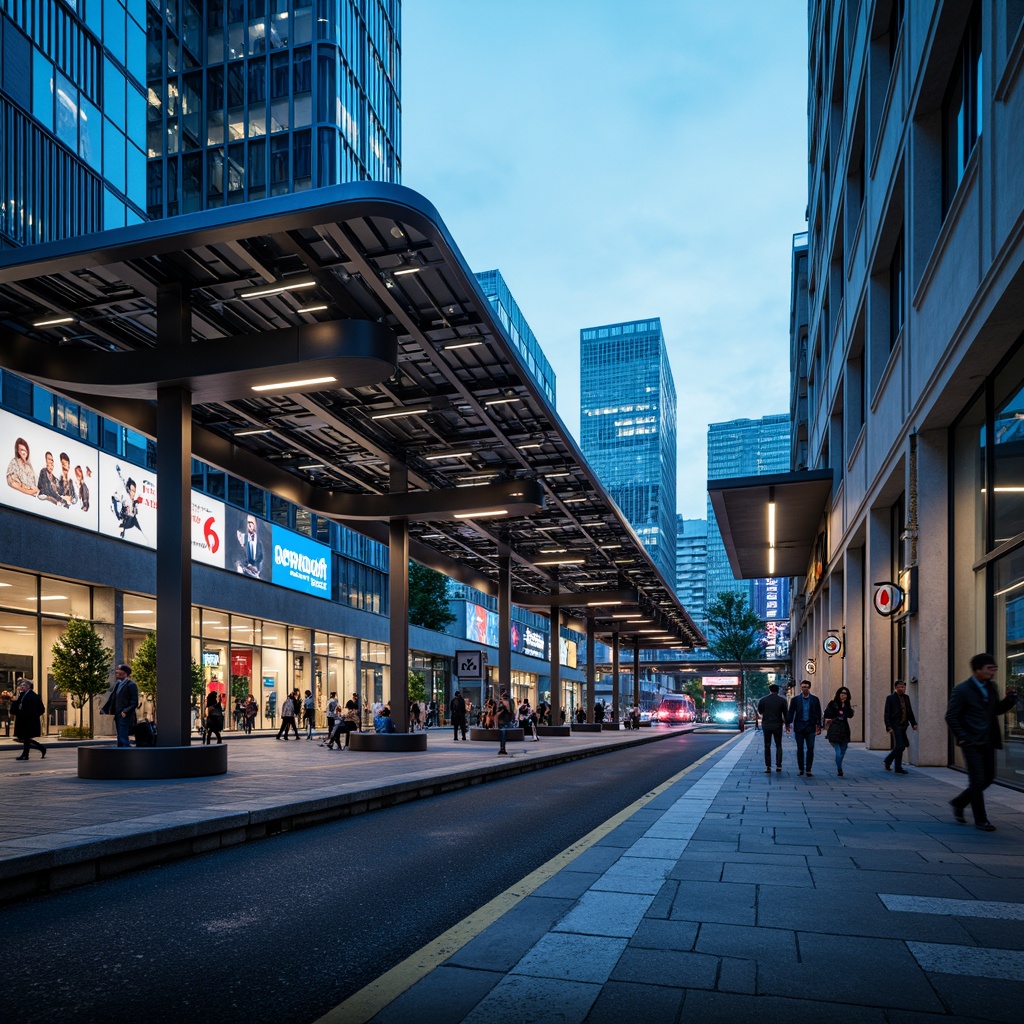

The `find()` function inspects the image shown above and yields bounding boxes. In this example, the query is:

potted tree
[50,617,113,739]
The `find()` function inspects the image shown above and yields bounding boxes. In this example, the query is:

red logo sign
[873,583,904,617]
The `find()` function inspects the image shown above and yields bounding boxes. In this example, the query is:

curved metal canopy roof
[0,183,705,650]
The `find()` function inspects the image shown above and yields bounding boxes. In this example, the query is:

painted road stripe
[907,942,1024,982]
[313,731,747,1024]
[880,894,1024,920]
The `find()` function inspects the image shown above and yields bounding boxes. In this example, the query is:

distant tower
[676,516,708,634]
[580,317,677,583]
[706,415,790,611]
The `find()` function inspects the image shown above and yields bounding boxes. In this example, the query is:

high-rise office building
[145,0,401,218]
[705,414,789,612]
[0,1,149,246]
[475,269,555,406]
[580,317,677,583]
[676,515,707,634]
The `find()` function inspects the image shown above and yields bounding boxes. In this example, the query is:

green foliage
[230,674,251,702]
[681,678,706,711]
[408,562,456,631]
[706,592,765,725]
[58,725,92,739]
[50,617,113,730]
[706,592,763,662]
[132,631,159,700]
[191,659,205,701]
[408,670,426,705]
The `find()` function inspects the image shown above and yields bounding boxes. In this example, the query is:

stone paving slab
[362,732,1024,1024]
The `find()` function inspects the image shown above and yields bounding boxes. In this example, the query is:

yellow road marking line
[314,730,743,1024]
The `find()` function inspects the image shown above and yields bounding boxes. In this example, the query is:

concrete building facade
[791,1,1024,784]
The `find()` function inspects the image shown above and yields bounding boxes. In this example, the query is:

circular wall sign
[804,659,816,675]
[823,635,842,656]
[873,582,904,617]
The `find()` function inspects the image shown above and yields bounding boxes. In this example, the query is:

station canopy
[0,183,704,650]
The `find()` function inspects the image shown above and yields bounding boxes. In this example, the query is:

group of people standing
[754,652,1016,831]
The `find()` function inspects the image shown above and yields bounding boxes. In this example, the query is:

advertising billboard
[191,492,226,567]
[511,622,547,659]
[0,408,100,531]
[559,636,578,669]
[98,452,157,548]
[270,524,331,597]
[228,506,272,580]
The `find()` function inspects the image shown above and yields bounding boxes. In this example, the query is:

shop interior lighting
[37,595,69,601]
[240,279,317,299]
[370,406,430,420]
[252,376,336,392]
[33,315,75,327]
[453,509,508,519]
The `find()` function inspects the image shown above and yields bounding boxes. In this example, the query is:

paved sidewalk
[0,725,689,902]
[349,731,1024,1024]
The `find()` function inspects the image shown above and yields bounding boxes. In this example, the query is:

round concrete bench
[570,723,603,733]
[601,722,622,731]
[536,725,571,737]
[78,744,227,779]
[468,727,524,742]
[348,732,427,752]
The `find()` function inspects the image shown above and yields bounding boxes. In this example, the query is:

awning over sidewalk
[707,469,832,580]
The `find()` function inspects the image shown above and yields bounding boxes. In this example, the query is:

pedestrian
[519,698,539,741]
[409,700,421,732]
[450,690,467,740]
[537,699,549,726]
[244,693,257,734]
[11,677,46,760]
[823,686,855,776]
[349,693,362,730]
[323,691,339,746]
[276,692,298,740]
[945,653,1017,831]
[756,682,788,773]
[883,679,917,774]
[594,700,605,723]
[427,698,438,728]
[786,679,822,777]
[495,690,515,755]
[101,663,139,748]
[302,690,316,739]
[575,706,586,724]
[327,700,360,749]
[629,703,641,730]
[204,690,224,744]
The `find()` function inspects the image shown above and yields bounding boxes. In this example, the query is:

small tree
[408,670,427,705]
[191,659,205,702]
[682,678,706,716]
[706,592,764,729]
[132,631,159,702]
[408,562,456,631]
[50,617,113,734]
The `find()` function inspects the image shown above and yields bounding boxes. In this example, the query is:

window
[889,228,904,349]
[942,4,982,216]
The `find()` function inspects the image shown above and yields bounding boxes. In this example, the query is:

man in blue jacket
[786,679,822,777]
[945,653,1017,831]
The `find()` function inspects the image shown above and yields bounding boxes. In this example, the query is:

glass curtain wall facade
[0,0,148,247]
[580,317,677,583]
[705,414,790,610]
[145,0,401,218]
[676,515,707,635]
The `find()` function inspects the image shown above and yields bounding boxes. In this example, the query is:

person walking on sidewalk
[302,690,316,740]
[756,683,788,773]
[12,677,45,760]
[496,691,515,755]
[945,653,1017,832]
[276,692,298,740]
[883,679,917,774]
[101,663,139,748]
[786,679,822,776]
[823,686,855,776]
[450,690,467,740]
[204,690,224,744]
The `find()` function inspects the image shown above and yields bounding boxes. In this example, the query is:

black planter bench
[468,727,524,742]
[570,723,603,733]
[348,732,427,752]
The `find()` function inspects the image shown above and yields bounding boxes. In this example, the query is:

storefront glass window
[40,578,91,620]
[0,609,35,690]
[201,609,230,642]
[0,568,38,612]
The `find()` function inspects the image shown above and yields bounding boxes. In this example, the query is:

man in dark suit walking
[756,683,789,773]
[883,679,917,774]
[945,653,1017,831]
[786,679,822,777]
[101,663,139,748]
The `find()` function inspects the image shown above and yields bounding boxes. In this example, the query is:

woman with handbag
[204,691,225,744]
[823,686,855,777]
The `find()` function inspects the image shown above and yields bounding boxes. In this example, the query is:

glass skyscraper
[145,0,401,217]
[475,269,555,406]
[676,515,707,634]
[580,317,677,583]
[705,413,790,612]
[0,0,149,246]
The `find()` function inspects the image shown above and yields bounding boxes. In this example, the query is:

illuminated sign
[271,524,331,596]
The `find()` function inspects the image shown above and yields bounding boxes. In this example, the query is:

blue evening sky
[401,1,808,519]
